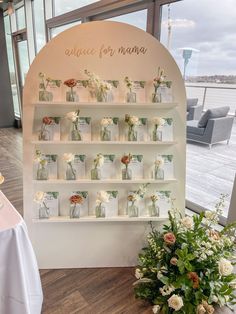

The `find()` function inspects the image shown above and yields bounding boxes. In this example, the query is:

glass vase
[128,203,138,217]
[126,91,136,103]
[37,164,48,180]
[38,126,50,141]
[39,205,49,219]
[66,163,76,180]
[70,204,80,218]
[152,91,160,103]
[152,129,162,141]
[107,90,114,102]
[66,90,78,102]
[96,203,105,218]
[91,168,101,180]
[101,127,111,141]
[39,90,53,101]
[128,127,137,141]
[155,166,164,180]
[96,91,108,102]
[122,167,132,180]
[149,202,160,217]
[71,123,82,141]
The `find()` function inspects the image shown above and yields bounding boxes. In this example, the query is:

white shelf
[34,101,178,109]
[33,179,177,184]
[32,215,168,223]
[31,140,177,145]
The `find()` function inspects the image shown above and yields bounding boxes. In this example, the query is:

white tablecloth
[0,191,43,314]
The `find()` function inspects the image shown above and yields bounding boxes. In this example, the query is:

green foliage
[112,117,119,125]
[164,118,173,125]
[47,192,59,199]
[107,191,118,198]
[136,155,143,162]
[139,118,147,125]
[134,196,236,313]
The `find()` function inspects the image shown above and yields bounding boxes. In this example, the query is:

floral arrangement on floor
[134,195,236,314]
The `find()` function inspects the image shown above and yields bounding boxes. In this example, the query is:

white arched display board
[23,21,186,268]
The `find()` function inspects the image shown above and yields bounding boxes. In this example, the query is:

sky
[160,0,236,76]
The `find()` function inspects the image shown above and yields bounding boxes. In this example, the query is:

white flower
[230,281,236,289]
[34,191,46,204]
[96,191,110,204]
[155,157,164,168]
[135,268,143,279]
[218,258,233,276]
[181,216,194,229]
[94,154,104,168]
[129,115,139,126]
[63,153,74,163]
[167,294,184,311]
[212,295,218,303]
[152,305,161,313]
[0,173,4,185]
[159,284,175,296]
[205,210,219,222]
[66,111,78,122]
[157,271,163,280]
[101,118,113,127]
[153,117,165,128]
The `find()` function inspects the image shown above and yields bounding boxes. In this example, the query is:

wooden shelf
[34,101,178,109]
[32,215,168,223]
[33,179,177,184]
[31,140,176,145]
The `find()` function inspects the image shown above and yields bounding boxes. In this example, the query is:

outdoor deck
[186,120,236,217]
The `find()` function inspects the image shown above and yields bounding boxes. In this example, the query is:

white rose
[153,117,165,128]
[160,284,175,296]
[66,111,78,122]
[97,191,110,203]
[212,295,218,303]
[218,258,233,276]
[34,191,46,204]
[181,216,194,229]
[101,118,109,127]
[130,116,139,125]
[155,157,164,168]
[205,210,217,221]
[167,294,184,311]
[135,268,143,279]
[0,173,4,185]
[152,305,161,314]
[95,154,104,167]
[63,153,74,163]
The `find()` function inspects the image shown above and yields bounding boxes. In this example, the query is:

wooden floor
[0,128,234,313]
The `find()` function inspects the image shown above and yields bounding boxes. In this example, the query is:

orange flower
[121,154,132,165]
[69,195,83,205]
[187,272,199,289]
[170,257,178,266]
[64,79,77,88]
[163,232,176,245]
[42,117,53,125]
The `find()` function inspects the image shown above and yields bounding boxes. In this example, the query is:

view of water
[185,82,236,114]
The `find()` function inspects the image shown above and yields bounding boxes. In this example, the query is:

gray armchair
[187,98,203,121]
[187,106,234,148]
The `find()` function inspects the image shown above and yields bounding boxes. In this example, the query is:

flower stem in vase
[149,201,160,217]
[101,127,111,141]
[96,203,105,218]
[122,165,132,180]
[155,166,164,180]
[39,202,50,219]
[153,125,162,141]
[71,122,82,141]
[66,163,76,180]
[128,126,137,141]
[37,164,48,180]
[70,204,80,218]
[91,167,101,180]
[128,201,138,217]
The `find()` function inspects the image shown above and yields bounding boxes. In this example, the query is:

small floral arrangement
[85,70,112,101]
[64,79,77,88]
[125,114,139,141]
[66,110,81,140]
[93,153,104,169]
[64,79,78,102]
[134,195,236,314]
[153,117,166,129]
[66,110,80,123]
[101,117,113,127]
[34,191,47,204]
[39,72,61,90]
[155,156,165,169]
[0,172,4,185]
[124,76,134,93]
[101,117,113,141]
[151,194,159,204]
[35,150,47,166]
[95,191,110,217]
[127,183,150,217]
[121,153,132,169]
[69,194,83,205]
[153,67,166,92]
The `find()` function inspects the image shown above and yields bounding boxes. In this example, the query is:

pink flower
[163,232,176,245]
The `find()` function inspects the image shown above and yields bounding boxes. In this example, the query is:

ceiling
[0,0,22,11]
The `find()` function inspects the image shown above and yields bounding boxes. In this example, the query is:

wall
[0,9,15,127]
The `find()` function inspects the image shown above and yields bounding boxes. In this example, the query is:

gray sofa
[187,106,234,148]
[187,98,203,121]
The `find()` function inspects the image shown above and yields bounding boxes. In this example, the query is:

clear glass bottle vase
[70,204,80,218]
[154,166,164,180]
[126,91,136,103]
[122,167,132,180]
[128,127,137,141]
[91,167,101,180]
[101,127,111,141]
[128,202,138,217]
[39,204,49,219]
[96,91,108,102]
[149,202,160,217]
[152,90,161,103]
[39,90,53,101]
[96,203,105,218]
[38,125,50,141]
[152,128,162,141]
[37,164,48,180]
[66,88,78,102]
[71,123,82,141]
[66,163,76,180]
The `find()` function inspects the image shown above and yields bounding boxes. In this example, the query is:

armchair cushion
[187,98,198,111]
[187,120,205,136]
[198,106,230,128]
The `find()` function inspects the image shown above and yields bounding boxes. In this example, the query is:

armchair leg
[209,144,212,149]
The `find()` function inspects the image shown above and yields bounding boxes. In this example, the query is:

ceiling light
[7,2,15,16]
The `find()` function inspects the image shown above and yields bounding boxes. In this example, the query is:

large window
[108,9,147,31]
[16,6,26,30]
[161,0,236,221]
[50,20,81,38]
[32,0,46,52]
[4,15,21,117]
[53,0,99,16]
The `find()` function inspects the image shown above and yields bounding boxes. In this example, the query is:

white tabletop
[0,191,43,314]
